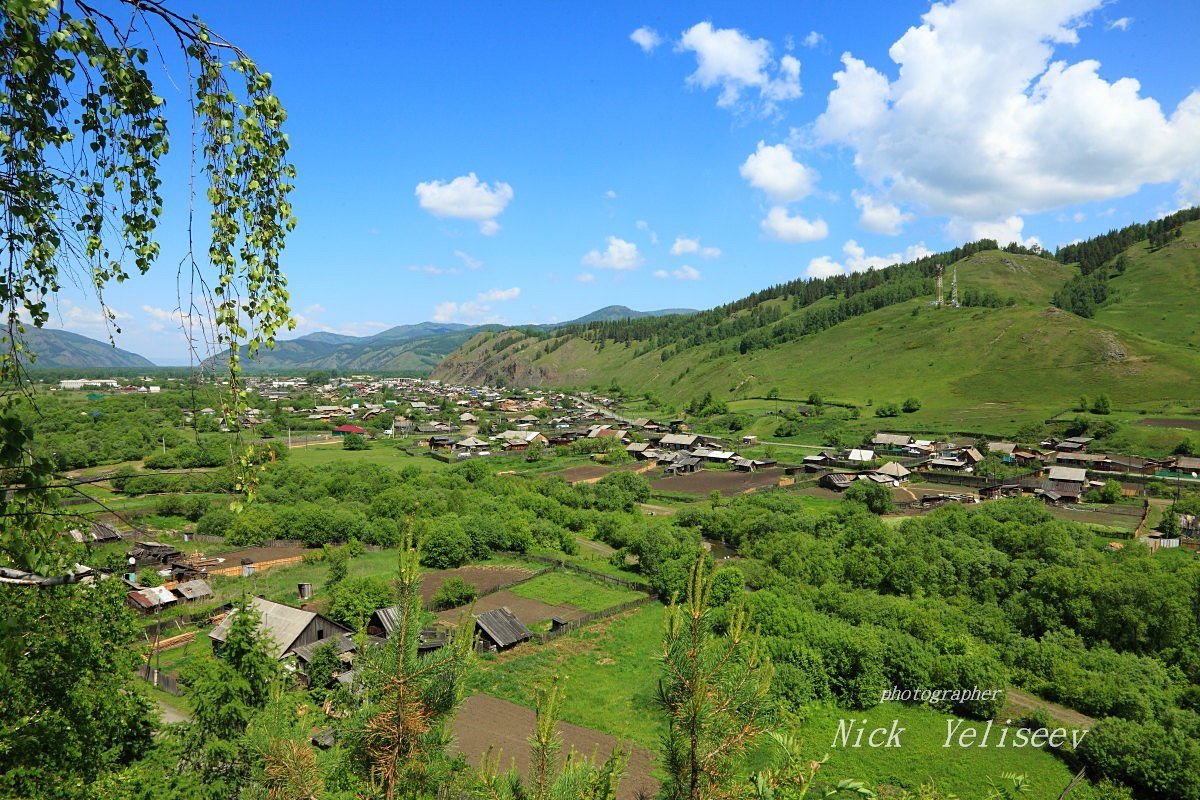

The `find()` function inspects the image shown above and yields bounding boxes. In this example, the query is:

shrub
[430,576,478,610]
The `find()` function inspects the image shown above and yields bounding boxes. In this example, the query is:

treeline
[525,240,1013,352]
[1054,206,1200,274]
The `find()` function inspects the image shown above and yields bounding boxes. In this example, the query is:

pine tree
[659,556,774,800]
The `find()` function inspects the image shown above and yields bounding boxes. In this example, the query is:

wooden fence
[529,596,657,644]
[497,551,654,593]
[205,554,305,578]
[135,664,183,696]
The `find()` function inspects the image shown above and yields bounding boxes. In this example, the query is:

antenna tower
[935,266,944,307]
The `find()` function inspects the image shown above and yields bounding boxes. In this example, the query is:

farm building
[846,449,875,463]
[475,607,532,652]
[173,579,213,602]
[68,520,124,545]
[126,585,177,613]
[869,461,912,485]
[210,597,350,660]
[332,424,367,437]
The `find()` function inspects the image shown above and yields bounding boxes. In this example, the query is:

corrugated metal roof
[1048,466,1087,483]
[475,607,532,648]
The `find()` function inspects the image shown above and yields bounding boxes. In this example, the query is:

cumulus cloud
[814,0,1200,232]
[946,215,1041,248]
[761,207,828,243]
[415,172,513,234]
[677,22,801,113]
[802,31,824,48]
[576,272,596,283]
[654,264,702,281]
[740,141,817,202]
[604,189,618,199]
[670,236,722,258]
[581,236,643,270]
[805,240,932,279]
[48,298,130,333]
[853,190,915,235]
[631,26,663,53]
[432,287,521,324]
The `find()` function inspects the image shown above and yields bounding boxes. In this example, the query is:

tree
[844,480,894,515]
[1091,394,1113,415]
[430,575,477,610]
[1,0,296,574]
[359,539,476,799]
[659,556,774,800]
[902,397,922,413]
[342,432,369,450]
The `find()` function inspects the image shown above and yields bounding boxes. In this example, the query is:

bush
[430,576,478,610]
[327,576,394,626]
[421,517,473,569]
[901,397,921,413]
[874,403,901,418]
[196,507,236,539]
[843,480,894,514]
[341,433,369,450]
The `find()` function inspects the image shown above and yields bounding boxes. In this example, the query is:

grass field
[508,572,645,612]
[796,702,1077,799]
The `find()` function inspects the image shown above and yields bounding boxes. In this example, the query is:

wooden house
[210,597,350,660]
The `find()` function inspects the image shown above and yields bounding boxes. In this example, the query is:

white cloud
[576,272,596,283]
[415,172,514,234]
[802,31,824,48]
[581,236,643,270]
[409,264,460,276]
[453,250,483,270]
[805,240,932,279]
[604,189,618,200]
[814,0,1200,226]
[676,22,802,113]
[1108,17,1132,31]
[432,287,521,324]
[740,141,817,202]
[946,215,1041,248]
[654,264,702,281]
[630,26,663,53]
[50,298,130,332]
[670,236,721,258]
[853,190,915,235]
[761,207,828,243]
[636,219,659,245]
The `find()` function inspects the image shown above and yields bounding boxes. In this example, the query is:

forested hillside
[432,211,1200,429]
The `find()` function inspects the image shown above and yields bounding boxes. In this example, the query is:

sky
[43,0,1200,363]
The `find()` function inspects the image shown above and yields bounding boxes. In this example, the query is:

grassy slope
[435,248,1200,434]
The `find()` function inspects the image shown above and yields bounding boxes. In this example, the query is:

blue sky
[47,0,1200,363]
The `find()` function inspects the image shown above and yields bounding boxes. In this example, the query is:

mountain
[15,327,156,368]
[431,213,1200,431]
[227,307,694,372]
[556,305,698,326]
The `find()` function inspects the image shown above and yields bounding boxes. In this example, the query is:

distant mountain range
[15,327,156,369]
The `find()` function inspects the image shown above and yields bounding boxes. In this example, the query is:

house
[1046,466,1088,501]
[496,430,548,450]
[659,433,700,450]
[821,472,855,491]
[1055,436,1094,452]
[475,607,532,652]
[870,461,911,485]
[666,455,702,475]
[69,520,124,545]
[733,457,776,472]
[802,451,837,471]
[127,541,181,564]
[458,412,478,424]
[846,448,876,463]
[126,585,177,613]
[742,435,758,445]
[453,436,489,452]
[1170,456,1200,476]
[332,424,367,437]
[209,597,351,660]
[172,579,213,602]
[872,433,914,450]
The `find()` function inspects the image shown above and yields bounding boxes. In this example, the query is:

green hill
[14,327,156,368]
[432,216,1200,432]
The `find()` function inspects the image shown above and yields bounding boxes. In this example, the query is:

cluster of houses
[805,432,1200,505]
[206,595,534,690]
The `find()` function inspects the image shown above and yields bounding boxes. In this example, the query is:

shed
[126,585,177,613]
[475,607,532,651]
[173,579,213,602]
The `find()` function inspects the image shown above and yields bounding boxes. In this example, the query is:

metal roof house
[209,597,350,660]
